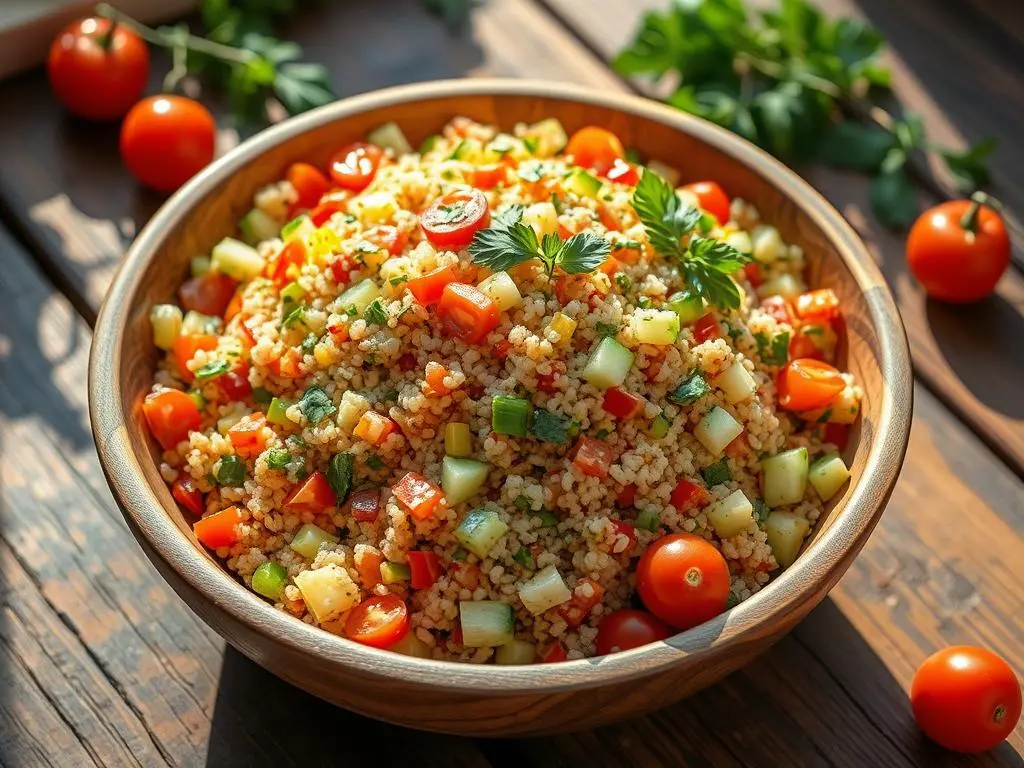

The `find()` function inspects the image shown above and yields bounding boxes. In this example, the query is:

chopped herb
[636,296,653,309]
[326,452,354,502]
[343,214,358,224]
[435,200,469,224]
[297,385,336,425]
[301,333,317,355]
[602,193,614,202]
[389,275,409,286]
[530,408,570,444]
[344,305,359,318]
[364,298,388,326]
[365,454,386,471]
[752,497,771,523]
[724,322,743,342]
[252,386,273,405]
[614,273,632,292]
[513,547,535,570]
[667,372,710,405]
[292,455,308,479]
[613,240,643,251]
[754,331,790,366]
[356,241,382,255]
[550,192,564,214]
[514,494,531,510]
[265,448,291,471]
[595,322,620,339]
[282,304,307,329]
[702,458,731,486]
[817,409,833,424]
[364,353,377,366]
[537,510,559,528]
[286,434,305,449]
[194,359,231,382]
[517,162,545,183]
[803,325,825,336]
[567,418,582,437]
[215,455,245,487]
[595,428,611,439]
[523,136,540,155]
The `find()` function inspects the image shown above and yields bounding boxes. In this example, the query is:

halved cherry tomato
[143,389,202,450]
[364,225,408,256]
[172,334,218,383]
[794,289,840,324]
[681,181,730,226]
[558,577,605,628]
[227,413,267,458]
[406,264,458,306]
[604,158,640,186]
[392,472,444,520]
[329,142,382,192]
[179,272,238,317]
[670,478,710,511]
[472,164,508,189]
[282,471,336,514]
[539,642,568,663]
[265,239,307,286]
[609,519,637,555]
[636,532,730,630]
[911,645,1022,753]
[743,263,764,288]
[760,295,794,326]
[823,422,849,452]
[353,411,398,446]
[616,483,637,509]
[437,283,501,344]
[193,506,244,549]
[171,478,205,516]
[777,359,845,412]
[572,436,615,478]
[595,609,672,655]
[407,550,444,589]
[286,162,330,211]
[309,198,348,227]
[345,594,409,648]
[420,189,491,248]
[788,327,826,361]
[349,488,382,522]
[602,387,645,420]
[565,126,625,174]
[692,313,721,344]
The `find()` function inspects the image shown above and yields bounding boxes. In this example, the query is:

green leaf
[557,233,610,275]
[326,452,354,503]
[194,359,231,382]
[297,385,336,426]
[893,114,925,151]
[632,169,701,257]
[274,61,334,115]
[667,372,710,405]
[364,298,388,326]
[754,330,790,365]
[817,121,894,171]
[595,322,619,339]
[940,138,997,191]
[870,163,919,229]
[366,454,386,470]
[530,409,570,444]
[612,8,690,78]
[215,455,246,487]
[265,448,291,471]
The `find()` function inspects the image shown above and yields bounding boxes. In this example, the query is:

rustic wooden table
[0,1,1021,765]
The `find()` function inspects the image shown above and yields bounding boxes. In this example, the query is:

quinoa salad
[143,116,861,663]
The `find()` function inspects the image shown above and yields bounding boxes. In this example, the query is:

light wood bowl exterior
[89,80,913,736]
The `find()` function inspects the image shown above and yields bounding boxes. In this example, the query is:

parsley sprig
[632,170,751,310]
[469,205,610,280]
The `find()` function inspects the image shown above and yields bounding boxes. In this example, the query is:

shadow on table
[203,597,1019,767]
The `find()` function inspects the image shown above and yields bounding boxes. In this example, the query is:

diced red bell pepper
[616,483,637,509]
[437,283,501,344]
[328,254,358,286]
[823,422,850,451]
[282,471,336,514]
[603,158,640,186]
[494,340,512,360]
[670,478,711,510]
[572,437,615,479]
[309,198,348,228]
[602,387,645,420]
[349,488,382,522]
[392,472,444,520]
[265,239,307,286]
[609,519,637,555]
[143,389,203,450]
[557,577,605,628]
[193,506,244,549]
[535,371,558,393]
[228,413,267,458]
[407,550,444,589]
[472,164,508,189]
[216,366,252,401]
[171,478,205,516]
[397,353,417,372]
[406,264,458,306]
[539,642,568,663]
[692,313,721,344]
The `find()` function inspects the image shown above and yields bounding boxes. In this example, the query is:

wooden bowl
[89,79,913,736]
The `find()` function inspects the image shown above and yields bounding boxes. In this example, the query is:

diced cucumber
[563,168,602,199]
[648,413,671,439]
[764,511,810,568]
[495,639,536,665]
[390,630,433,658]
[335,279,381,314]
[150,304,182,350]
[694,407,743,456]
[477,271,522,311]
[459,601,514,647]
[761,447,809,507]
[523,118,567,158]
[751,225,783,264]
[757,273,805,301]
[517,565,571,615]
[349,192,398,224]
[368,121,413,155]
[708,490,755,538]
[454,508,508,558]
[380,561,411,584]
[267,397,293,426]
[808,452,850,502]
[631,309,680,345]
[239,207,279,245]
[522,202,559,236]
[646,160,680,186]
[634,507,661,532]
[212,237,264,281]
[492,396,531,437]
[442,457,490,506]
[724,230,753,254]
[190,255,211,276]
[280,281,306,307]
[713,362,757,404]
[181,310,221,336]
[289,523,340,559]
[667,290,705,325]
[581,336,634,389]
[251,561,288,600]
[293,564,359,623]
[281,214,315,242]
[702,458,731,487]
[444,422,472,458]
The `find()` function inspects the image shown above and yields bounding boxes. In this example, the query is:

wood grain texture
[540,0,1024,478]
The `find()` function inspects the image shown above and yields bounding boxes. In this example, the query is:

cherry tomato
[565,126,625,174]
[286,162,330,211]
[681,181,731,226]
[171,478,204,516]
[345,594,409,648]
[329,142,383,192]
[788,327,826,362]
[47,17,149,121]
[436,283,500,344]
[636,533,730,630]
[282,471,336,514]
[406,264,458,306]
[143,389,202,450]
[120,96,216,192]
[906,196,1011,303]
[595,609,673,655]
[539,642,568,663]
[420,189,491,248]
[178,272,237,317]
[911,646,1021,753]
[777,358,845,412]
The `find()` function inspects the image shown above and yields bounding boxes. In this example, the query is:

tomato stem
[960,191,1004,232]
[97,19,118,51]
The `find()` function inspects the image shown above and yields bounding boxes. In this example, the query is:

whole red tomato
[636,533,731,630]
[48,17,150,121]
[595,609,673,656]
[906,195,1010,303]
[120,96,216,192]
[911,646,1021,753]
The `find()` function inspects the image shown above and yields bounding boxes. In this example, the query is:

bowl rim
[90,78,912,695]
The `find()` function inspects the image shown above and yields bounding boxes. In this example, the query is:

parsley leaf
[632,169,701,257]
[364,298,388,326]
[265,448,292,471]
[754,330,790,366]
[194,359,230,382]
[297,385,336,425]
[558,233,611,274]
[215,455,245,487]
[326,452,354,503]
[530,409,571,444]
[667,372,710,405]
[595,322,620,339]
[681,236,751,311]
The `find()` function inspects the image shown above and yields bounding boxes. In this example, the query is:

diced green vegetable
[293,565,359,623]
[441,457,490,505]
[708,490,755,538]
[492,396,531,437]
[326,452,354,503]
[477,271,523,310]
[459,601,514,648]
[648,413,671,439]
[389,630,433,658]
[297,386,336,425]
[581,337,634,389]
[265,448,291,471]
[418,134,441,154]
[187,389,206,410]
[563,168,602,198]
[495,639,536,665]
[280,281,306,307]
[765,511,810,568]
[335,278,381,314]
[448,137,482,161]
[634,507,661,532]
[239,207,279,245]
[702,458,731,487]
[761,447,809,507]
[289,523,340,559]
[368,121,413,154]
[808,452,850,502]
[211,237,264,281]
[281,214,314,242]
[190,255,211,277]
[713,362,757,404]
[251,561,288,600]
[694,407,744,456]
[524,118,567,158]
[512,547,535,570]
[380,561,412,584]
[667,372,709,405]
[252,387,273,405]
[445,422,472,458]
[215,455,245,487]
[530,409,570,444]
[454,508,509,558]
[537,511,559,528]
[518,565,572,615]
[150,304,182,350]
[194,359,230,382]
[631,309,680,345]
[181,310,221,336]
[267,397,293,426]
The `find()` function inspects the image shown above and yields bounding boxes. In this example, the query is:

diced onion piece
[646,160,680,186]
[518,565,572,615]
[293,565,360,623]
[477,271,523,310]
[522,118,567,158]
[368,121,413,155]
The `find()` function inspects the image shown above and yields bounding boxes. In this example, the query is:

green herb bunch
[614,0,996,228]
